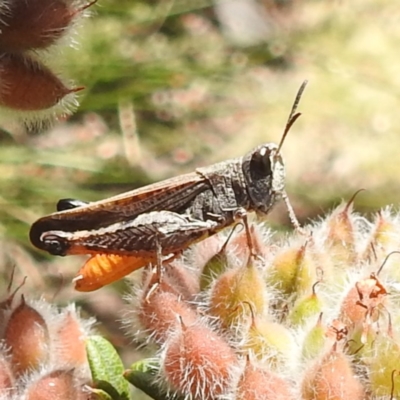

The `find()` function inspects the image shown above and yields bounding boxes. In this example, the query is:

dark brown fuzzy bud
[0,0,96,52]
[0,52,81,111]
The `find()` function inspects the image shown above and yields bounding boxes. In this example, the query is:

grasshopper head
[241,80,306,216]
[240,82,307,216]
[242,143,285,215]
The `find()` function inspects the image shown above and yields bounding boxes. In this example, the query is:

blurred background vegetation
[1,0,400,394]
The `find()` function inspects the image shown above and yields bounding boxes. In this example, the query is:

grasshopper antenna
[277,80,308,233]
[276,79,308,155]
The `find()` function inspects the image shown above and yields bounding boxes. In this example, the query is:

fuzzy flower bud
[161,318,238,399]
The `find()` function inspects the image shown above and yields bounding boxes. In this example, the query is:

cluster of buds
[122,198,400,399]
[0,0,96,128]
[0,279,96,399]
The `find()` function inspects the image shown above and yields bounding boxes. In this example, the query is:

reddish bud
[25,369,87,400]
[0,0,96,51]
[340,274,387,345]
[4,296,50,376]
[162,319,238,399]
[162,261,200,301]
[138,288,198,345]
[0,53,79,111]
[228,223,268,263]
[301,344,365,400]
[54,308,89,368]
[235,360,294,400]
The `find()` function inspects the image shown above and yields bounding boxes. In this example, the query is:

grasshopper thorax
[241,143,285,215]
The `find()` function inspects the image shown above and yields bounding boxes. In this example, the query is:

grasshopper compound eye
[249,146,272,179]
[241,143,284,215]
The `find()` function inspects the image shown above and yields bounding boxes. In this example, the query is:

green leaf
[87,387,114,400]
[200,252,228,291]
[124,358,185,400]
[86,335,130,400]
[124,358,163,400]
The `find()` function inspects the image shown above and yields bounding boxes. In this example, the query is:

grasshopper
[29,81,307,291]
